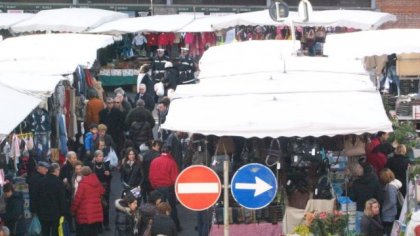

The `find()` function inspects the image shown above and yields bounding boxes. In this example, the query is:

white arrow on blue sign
[231,163,278,209]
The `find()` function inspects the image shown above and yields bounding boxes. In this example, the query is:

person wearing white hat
[177,47,196,85]
[151,48,170,83]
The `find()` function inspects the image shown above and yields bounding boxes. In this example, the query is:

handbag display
[211,142,230,177]
[266,138,282,166]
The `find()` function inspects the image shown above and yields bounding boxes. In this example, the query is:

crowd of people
[0,46,197,235]
[348,131,411,236]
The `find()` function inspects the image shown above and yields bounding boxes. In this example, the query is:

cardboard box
[397,53,420,76]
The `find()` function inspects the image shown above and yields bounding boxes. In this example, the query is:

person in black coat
[141,140,162,202]
[114,194,140,236]
[134,84,155,112]
[99,97,126,158]
[386,144,411,196]
[37,163,68,236]
[151,202,177,236]
[90,150,112,231]
[26,161,49,215]
[361,198,384,236]
[162,62,179,95]
[59,151,78,232]
[349,163,383,212]
[2,183,25,236]
[120,147,142,190]
[125,100,155,149]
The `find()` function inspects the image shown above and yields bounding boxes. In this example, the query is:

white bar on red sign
[178,183,219,194]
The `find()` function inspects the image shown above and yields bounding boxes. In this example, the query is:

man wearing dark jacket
[59,151,78,232]
[3,183,25,236]
[99,97,126,157]
[125,100,155,149]
[134,84,155,112]
[27,161,49,215]
[37,163,68,236]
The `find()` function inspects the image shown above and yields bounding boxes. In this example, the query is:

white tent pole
[223,159,229,236]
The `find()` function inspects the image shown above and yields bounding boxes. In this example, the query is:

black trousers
[76,223,99,236]
[40,219,59,236]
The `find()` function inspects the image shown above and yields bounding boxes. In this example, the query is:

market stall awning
[199,40,366,79]
[89,14,195,34]
[162,40,392,138]
[0,83,41,142]
[162,91,392,138]
[0,73,68,98]
[324,29,420,58]
[0,33,117,68]
[11,8,128,33]
[211,9,396,31]
[178,15,233,32]
[0,13,34,30]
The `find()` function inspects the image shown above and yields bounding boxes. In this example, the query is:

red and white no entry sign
[175,165,222,211]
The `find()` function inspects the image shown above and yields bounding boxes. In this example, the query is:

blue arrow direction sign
[231,163,278,209]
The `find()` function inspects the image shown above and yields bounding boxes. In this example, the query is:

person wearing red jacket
[71,166,105,236]
[367,131,389,176]
[149,144,181,231]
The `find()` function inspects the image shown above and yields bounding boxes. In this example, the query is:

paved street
[101,170,198,236]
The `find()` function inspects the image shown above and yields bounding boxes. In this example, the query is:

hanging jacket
[71,173,104,224]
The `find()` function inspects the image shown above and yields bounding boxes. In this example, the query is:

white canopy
[89,14,195,34]
[211,9,396,31]
[163,91,391,138]
[0,83,41,142]
[0,33,116,68]
[294,10,397,30]
[178,15,226,32]
[199,40,366,79]
[324,29,420,58]
[11,8,128,33]
[162,41,392,138]
[0,13,34,29]
[0,73,68,98]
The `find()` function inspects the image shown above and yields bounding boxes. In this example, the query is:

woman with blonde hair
[386,144,411,196]
[361,198,383,236]
[379,168,402,236]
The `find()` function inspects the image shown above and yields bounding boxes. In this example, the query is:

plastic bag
[28,216,41,236]
[105,148,118,168]
[58,216,70,236]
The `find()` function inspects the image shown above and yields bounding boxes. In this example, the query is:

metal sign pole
[224,160,229,236]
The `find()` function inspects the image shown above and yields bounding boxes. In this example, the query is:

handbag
[154,82,164,97]
[342,135,366,157]
[28,216,41,236]
[104,148,118,168]
[211,142,229,176]
[266,138,281,166]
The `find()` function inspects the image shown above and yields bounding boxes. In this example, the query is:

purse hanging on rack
[211,142,230,177]
[266,138,281,166]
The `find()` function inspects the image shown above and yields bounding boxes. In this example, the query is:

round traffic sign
[231,163,278,210]
[175,165,222,211]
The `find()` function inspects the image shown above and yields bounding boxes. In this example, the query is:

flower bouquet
[307,211,348,236]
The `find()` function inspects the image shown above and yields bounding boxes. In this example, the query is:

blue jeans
[34,132,50,162]
[381,66,400,96]
[355,211,364,233]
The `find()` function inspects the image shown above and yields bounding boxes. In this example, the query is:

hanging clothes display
[30,108,51,161]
